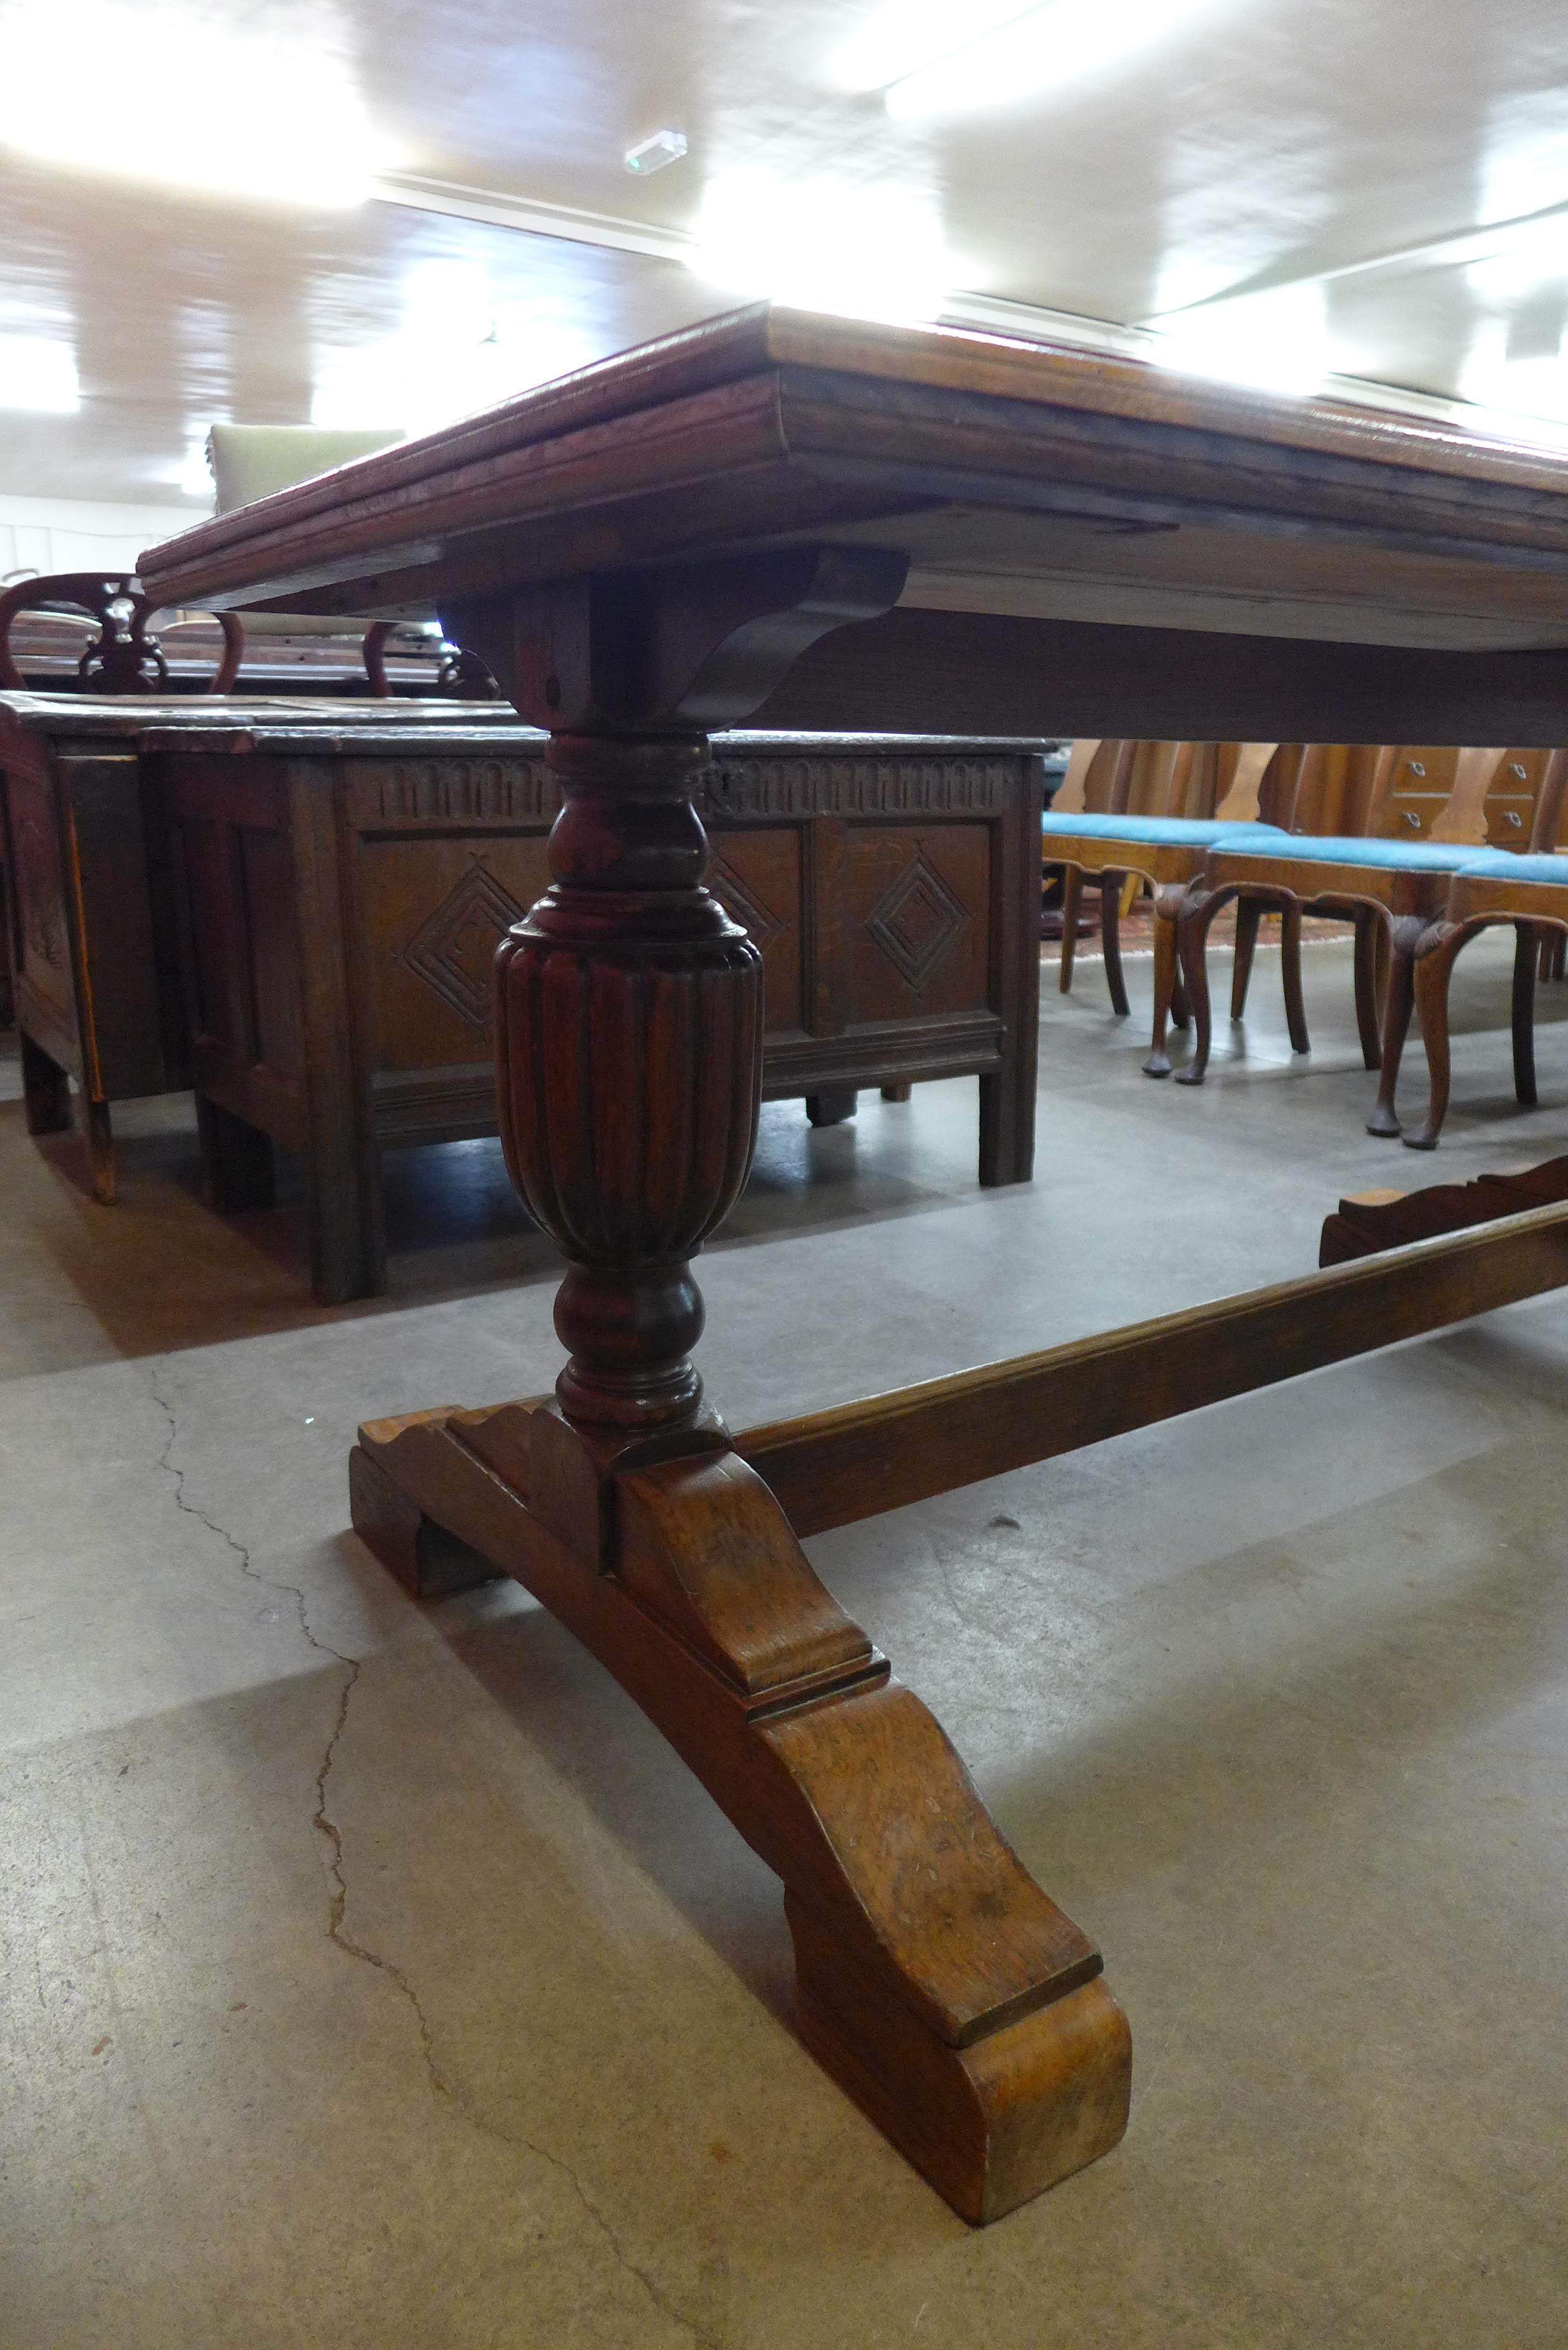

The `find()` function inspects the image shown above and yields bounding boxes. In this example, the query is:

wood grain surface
[734,1199,1568,1535]
[137,307,1568,670]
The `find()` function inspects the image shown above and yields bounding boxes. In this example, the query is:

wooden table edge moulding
[139,303,1568,2223]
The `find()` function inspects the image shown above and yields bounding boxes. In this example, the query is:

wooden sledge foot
[790,1898,1129,2222]
[349,1400,1130,2222]
[348,1433,500,1600]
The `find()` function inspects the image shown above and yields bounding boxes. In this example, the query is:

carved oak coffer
[0,694,204,1202]
[0,695,528,1205]
[156,726,1045,1301]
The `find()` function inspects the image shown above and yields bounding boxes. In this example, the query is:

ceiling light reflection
[0,334,81,414]
[690,173,952,325]
[884,0,1226,121]
[1150,286,1332,399]
[1459,327,1568,445]
[157,434,220,500]
[1465,217,1568,304]
[831,0,1040,93]
[1478,93,1568,229]
[0,0,393,207]
[312,268,597,435]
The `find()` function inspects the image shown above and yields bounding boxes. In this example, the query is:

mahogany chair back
[0,573,241,695]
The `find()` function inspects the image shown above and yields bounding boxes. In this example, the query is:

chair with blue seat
[1043,739,1289,1075]
[1174,746,1522,1125]
[1050,738,1136,1009]
[1402,751,1568,1148]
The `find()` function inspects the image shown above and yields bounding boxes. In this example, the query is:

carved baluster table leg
[350,555,1130,2221]
[495,728,758,1448]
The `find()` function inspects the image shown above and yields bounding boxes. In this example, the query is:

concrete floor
[3,931,1567,2348]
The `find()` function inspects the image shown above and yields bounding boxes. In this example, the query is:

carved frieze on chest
[370,758,556,824]
[703,755,1010,820]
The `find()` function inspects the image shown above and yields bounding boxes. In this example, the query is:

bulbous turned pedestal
[495,732,763,1431]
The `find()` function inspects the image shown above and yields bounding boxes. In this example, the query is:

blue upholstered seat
[1041,813,1286,846]
[1453,850,1568,884]
[1210,834,1481,871]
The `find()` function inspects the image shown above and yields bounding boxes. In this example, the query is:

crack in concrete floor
[148,1364,716,2350]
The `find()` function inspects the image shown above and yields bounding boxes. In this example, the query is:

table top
[139,304,1568,658]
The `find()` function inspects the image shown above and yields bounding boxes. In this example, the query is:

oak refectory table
[138,307,1568,2223]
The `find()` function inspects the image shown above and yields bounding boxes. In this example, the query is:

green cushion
[206,423,403,513]
[202,424,408,637]
[1042,814,1285,846]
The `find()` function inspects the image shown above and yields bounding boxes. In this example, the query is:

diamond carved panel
[865,852,969,991]
[709,852,783,955]
[398,859,527,1029]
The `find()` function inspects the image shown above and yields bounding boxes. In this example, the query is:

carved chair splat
[0,572,243,699]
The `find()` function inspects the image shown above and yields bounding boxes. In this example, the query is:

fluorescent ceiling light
[690,172,953,325]
[624,129,688,176]
[0,334,80,414]
[0,0,394,207]
[881,0,1226,119]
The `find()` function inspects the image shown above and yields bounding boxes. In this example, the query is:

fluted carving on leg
[495,732,762,1431]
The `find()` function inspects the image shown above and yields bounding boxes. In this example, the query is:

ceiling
[5,0,1568,512]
